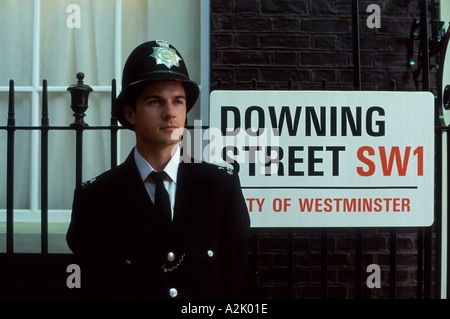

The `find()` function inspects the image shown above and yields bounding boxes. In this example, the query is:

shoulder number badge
[218,166,234,175]
[150,40,182,69]
[81,177,97,189]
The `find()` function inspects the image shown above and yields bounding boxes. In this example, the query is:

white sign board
[209,91,434,227]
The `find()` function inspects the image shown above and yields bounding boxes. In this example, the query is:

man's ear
[123,105,136,126]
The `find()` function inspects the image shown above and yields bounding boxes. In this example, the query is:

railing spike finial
[67,72,93,127]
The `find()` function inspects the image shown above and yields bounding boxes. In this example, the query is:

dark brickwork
[211,0,422,91]
[211,0,438,299]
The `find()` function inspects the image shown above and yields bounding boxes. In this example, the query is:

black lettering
[221,106,240,136]
[366,106,385,136]
[330,106,337,136]
[243,146,261,176]
[306,106,326,136]
[341,106,362,136]
[265,146,284,176]
[308,146,324,176]
[326,146,345,176]
[245,106,265,136]
[288,146,304,176]
[268,106,302,136]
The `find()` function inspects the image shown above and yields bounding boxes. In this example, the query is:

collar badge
[150,40,182,69]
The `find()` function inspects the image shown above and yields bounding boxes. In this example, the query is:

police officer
[66,40,250,299]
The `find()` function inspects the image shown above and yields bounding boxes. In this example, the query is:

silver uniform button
[167,252,175,262]
[207,250,214,257]
[169,288,178,298]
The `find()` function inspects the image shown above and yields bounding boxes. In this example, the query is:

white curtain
[0,0,201,252]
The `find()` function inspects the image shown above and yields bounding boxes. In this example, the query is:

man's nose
[162,102,176,118]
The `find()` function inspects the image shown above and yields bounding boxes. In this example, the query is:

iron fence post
[6,79,15,255]
[41,79,49,254]
[67,72,93,186]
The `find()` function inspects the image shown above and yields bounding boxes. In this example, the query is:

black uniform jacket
[66,150,250,299]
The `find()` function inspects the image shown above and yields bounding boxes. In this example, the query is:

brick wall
[211,0,437,299]
[211,0,422,91]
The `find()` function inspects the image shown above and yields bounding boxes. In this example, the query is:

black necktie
[149,171,171,225]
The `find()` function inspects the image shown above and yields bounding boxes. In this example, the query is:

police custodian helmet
[115,40,200,130]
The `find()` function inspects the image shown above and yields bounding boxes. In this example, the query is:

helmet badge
[150,40,182,69]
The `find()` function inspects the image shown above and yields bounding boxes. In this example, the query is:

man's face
[124,81,187,151]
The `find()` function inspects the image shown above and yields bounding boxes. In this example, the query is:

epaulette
[81,177,97,189]
[217,165,234,176]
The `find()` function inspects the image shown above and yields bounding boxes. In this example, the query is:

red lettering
[334,198,342,211]
[374,198,382,212]
[273,198,290,212]
[343,198,356,212]
[273,198,282,212]
[324,198,333,212]
[379,146,411,176]
[315,198,323,212]
[284,198,291,212]
[357,146,423,177]
[357,146,376,176]
[413,146,424,176]
[402,198,411,212]
[256,198,265,212]
[246,198,255,212]
[393,198,400,212]
[246,198,265,212]
[362,198,372,212]
[384,198,392,210]
[298,198,314,212]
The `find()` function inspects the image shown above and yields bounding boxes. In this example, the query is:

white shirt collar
[134,146,180,183]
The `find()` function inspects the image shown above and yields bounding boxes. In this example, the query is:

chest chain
[162,252,185,273]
